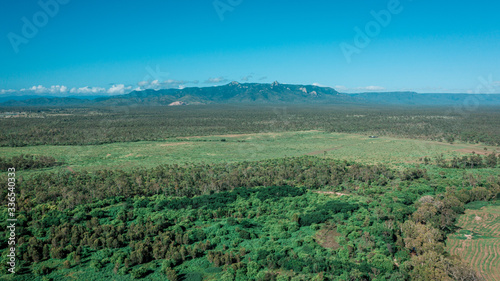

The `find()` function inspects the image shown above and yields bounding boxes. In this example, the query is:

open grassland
[447,204,500,281]
[1,130,498,175]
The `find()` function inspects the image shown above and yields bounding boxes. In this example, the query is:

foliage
[433,152,498,169]
[1,105,500,147]
[1,106,498,280]
[0,154,58,171]
[0,154,496,280]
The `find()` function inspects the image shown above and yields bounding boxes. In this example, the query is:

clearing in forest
[315,224,341,250]
[1,130,497,174]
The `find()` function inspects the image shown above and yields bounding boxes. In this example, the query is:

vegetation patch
[315,224,342,250]
[0,106,498,280]
[447,203,500,281]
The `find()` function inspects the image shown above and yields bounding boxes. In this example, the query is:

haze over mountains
[2,81,500,107]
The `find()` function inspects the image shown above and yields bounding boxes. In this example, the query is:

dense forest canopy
[1,154,498,280]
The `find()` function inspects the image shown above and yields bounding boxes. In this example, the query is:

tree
[485,153,498,168]
[401,221,443,255]
[444,257,481,281]
[405,251,451,281]
[163,266,178,281]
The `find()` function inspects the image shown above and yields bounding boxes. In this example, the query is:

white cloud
[137,79,193,90]
[69,86,107,94]
[3,80,199,97]
[137,81,148,87]
[312,83,328,87]
[4,84,137,96]
[241,75,253,81]
[333,85,386,92]
[359,86,385,91]
[0,89,15,95]
[107,84,132,95]
[334,85,348,91]
[164,79,185,87]
[25,85,69,94]
[204,77,228,84]
[140,80,161,89]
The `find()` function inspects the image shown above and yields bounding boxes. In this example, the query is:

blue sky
[1,0,499,96]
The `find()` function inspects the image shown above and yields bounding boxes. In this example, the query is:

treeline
[3,156,497,214]
[0,154,58,171]
[428,152,498,169]
[1,105,500,146]
[3,156,398,210]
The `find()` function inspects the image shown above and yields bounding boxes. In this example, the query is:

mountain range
[2,81,500,107]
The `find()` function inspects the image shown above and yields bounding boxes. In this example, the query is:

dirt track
[160,142,190,147]
[313,191,348,196]
[455,149,491,155]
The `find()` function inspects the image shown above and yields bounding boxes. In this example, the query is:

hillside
[95,81,351,106]
[0,97,95,107]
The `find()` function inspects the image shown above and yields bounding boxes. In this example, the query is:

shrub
[164,266,178,281]
[131,266,151,279]
[89,259,104,271]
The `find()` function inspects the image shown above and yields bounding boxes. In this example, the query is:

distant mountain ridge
[94,81,351,106]
[2,82,500,106]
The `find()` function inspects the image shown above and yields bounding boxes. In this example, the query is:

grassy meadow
[1,130,498,175]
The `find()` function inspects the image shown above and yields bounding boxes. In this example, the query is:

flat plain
[1,130,498,175]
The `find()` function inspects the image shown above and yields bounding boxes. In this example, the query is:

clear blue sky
[1,0,499,95]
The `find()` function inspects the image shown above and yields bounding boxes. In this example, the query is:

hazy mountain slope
[0,97,93,107]
[96,81,350,106]
[2,82,500,106]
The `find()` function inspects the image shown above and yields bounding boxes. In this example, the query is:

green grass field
[2,130,498,175]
